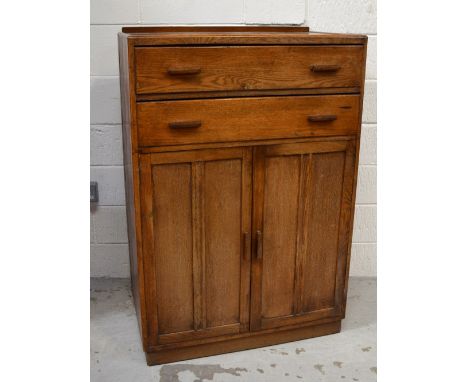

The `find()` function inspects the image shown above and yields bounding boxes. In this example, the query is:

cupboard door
[250,140,356,330]
[140,147,252,346]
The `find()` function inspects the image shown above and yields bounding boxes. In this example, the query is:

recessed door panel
[251,140,356,330]
[152,163,194,335]
[261,155,300,319]
[204,159,242,328]
[301,152,345,313]
[140,147,252,346]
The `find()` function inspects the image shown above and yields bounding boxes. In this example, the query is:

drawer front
[137,95,360,146]
[135,46,363,95]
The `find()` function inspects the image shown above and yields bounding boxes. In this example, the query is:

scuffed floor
[91,277,376,382]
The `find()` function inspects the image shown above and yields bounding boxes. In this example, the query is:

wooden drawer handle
[167,67,201,75]
[168,120,202,129]
[256,231,263,260]
[307,115,337,123]
[310,65,341,72]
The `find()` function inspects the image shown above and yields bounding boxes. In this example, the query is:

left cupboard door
[139,147,252,347]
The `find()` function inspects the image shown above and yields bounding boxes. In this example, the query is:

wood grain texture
[249,146,265,331]
[341,40,367,318]
[118,27,366,364]
[139,148,251,345]
[146,320,341,365]
[251,140,355,331]
[293,154,314,314]
[124,31,367,47]
[301,152,345,313]
[153,163,194,335]
[139,135,355,154]
[137,95,360,146]
[122,26,310,33]
[204,159,242,328]
[135,46,363,94]
[118,34,149,350]
[334,141,357,316]
[138,154,157,347]
[191,162,205,331]
[261,155,300,319]
[239,149,253,333]
[150,315,340,352]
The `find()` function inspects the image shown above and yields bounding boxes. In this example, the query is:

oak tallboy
[118,26,367,365]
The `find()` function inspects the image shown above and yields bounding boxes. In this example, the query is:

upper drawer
[137,95,360,147]
[134,46,364,95]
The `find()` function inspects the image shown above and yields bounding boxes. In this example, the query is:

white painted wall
[90,0,377,278]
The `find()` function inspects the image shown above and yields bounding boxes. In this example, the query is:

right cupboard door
[250,139,356,330]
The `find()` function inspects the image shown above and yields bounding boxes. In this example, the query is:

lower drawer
[137,95,360,147]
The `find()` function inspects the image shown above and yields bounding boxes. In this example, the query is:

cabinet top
[120,26,367,46]
[122,26,311,33]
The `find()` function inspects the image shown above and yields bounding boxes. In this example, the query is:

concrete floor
[91,277,376,382]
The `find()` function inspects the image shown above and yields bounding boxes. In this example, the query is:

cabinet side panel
[342,40,367,316]
[118,34,148,347]
[153,164,194,334]
[204,159,242,328]
[302,152,346,312]
[261,156,300,318]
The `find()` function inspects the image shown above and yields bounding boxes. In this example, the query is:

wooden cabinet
[119,26,367,365]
